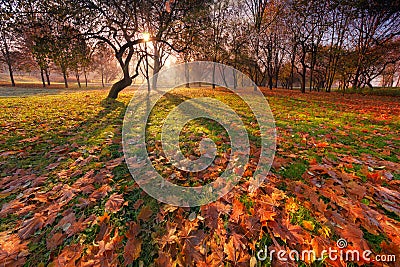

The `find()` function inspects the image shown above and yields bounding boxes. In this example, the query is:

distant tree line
[1,0,399,97]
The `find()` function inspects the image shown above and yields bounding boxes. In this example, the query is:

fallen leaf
[105,193,125,213]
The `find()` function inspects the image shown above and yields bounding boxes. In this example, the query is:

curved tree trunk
[76,72,81,88]
[107,76,132,99]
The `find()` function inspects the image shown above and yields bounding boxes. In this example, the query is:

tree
[68,0,209,99]
[348,0,400,89]
[93,43,119,87]
[0,1,19,86]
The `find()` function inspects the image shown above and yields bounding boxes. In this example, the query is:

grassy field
[0,87,399,266]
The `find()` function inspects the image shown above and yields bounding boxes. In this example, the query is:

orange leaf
[302,220,315,231]
[315,141,329,148]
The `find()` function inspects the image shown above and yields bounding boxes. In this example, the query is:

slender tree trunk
[290,45,296,90]
[63,70,68,88]
[45,68,50,85]
[268,75,273,90]
[40,68,46,88]
[300,58,306,93]
[152,43,160,90]
[76,72,81,88]
[108,51,137,99]
[352,67,360,90]
[185,61,190,88]
[101,69,105,88]
[212,61,216,89]
[7,61,15,87]
[84,68,88,88]
[2,37,15,87]
[145,43,150,92]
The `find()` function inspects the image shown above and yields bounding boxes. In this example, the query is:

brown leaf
[137,206,153,221]
[124,222,142,265]
[19,136,39,143]
[89,184,112,200]
[52,244,82,267]
[46,232,65,250]
[133,199,144,209]
[18,213,45,240]
[155,251,172,267]
[105,193,125,213]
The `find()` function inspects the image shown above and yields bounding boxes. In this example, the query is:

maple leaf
[137,205,153,221]
[230,198,245,223]
[46,232,65,250]
[95,213,110,242]
[124,222,142,265]
[155,251,172,267]
[223,237,236,262]
[0,234,29,266]
[52,244,82,267]
[18,136,40,143]
[89,184,112,201]
[105,193,126,213]
[17,213,45,240]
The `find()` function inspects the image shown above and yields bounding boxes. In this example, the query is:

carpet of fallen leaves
[0,88,399,267]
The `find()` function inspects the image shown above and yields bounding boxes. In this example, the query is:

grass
[0,87,399,266]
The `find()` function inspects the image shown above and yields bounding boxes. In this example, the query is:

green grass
[0,87,399,266]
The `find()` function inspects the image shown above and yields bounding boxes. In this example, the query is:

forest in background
[1,0,399,96]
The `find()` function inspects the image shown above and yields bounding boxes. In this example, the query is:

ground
[0,87,399,266]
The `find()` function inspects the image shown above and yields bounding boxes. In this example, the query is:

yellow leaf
[302,220,315,231]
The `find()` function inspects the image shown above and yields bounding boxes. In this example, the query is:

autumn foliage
[0,88,399,266]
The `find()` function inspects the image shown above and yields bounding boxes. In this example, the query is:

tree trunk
[152,43,161,90]
[45,68,50,85]
[76,72,81,88]
[7,61,15,87]
[40,68,46,88]
[84,68,88,88]
[101,69,105,88]
[268,75,273,90]
[185,61,190,88]
[212,61,216,89]
[300,60,306,93]
[108,76,132,99]
[63,70,68,88]
[290,44,297,90]
[2,36,15,87]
